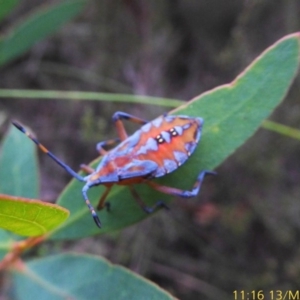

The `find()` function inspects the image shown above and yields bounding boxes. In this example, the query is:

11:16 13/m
[233,290,300,300]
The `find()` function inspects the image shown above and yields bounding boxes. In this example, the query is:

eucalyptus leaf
[0,0,20,22]
[0,0,85,66]
[44,33,300,239]
[0,194,69,236]
[0,125,38,198]
[13,253,174,300]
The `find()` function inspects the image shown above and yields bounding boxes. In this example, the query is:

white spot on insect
[156,134,164,144]
[182,123,191,130]
[161,131,171,143]
[164,115,175,123]
[155,166,165,177]
[163,159,177,172]
[152,117,163,128]
[136,138,158,155]
[141,122,152,133]
[194,130,201,143]
[173,150,188,165]
[174,126,183,135]
[185,142,196,153]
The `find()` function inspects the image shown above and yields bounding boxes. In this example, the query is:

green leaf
[12,253,173,300]
[0,194,69,236]
[0,124,39,198]
[0,0,20,22]
[47,33,299,239]
[0,0,86,66]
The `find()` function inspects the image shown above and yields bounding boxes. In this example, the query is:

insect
[12,112,214,228]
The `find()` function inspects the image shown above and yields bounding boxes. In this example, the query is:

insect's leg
[96,138,120,156]
[112,111,148,141]
[80,164,95,174]
[82,184,101,228]
[12,121,85,182]
[129,185,169,214]
[80,168,112,211]
[147,171,216,198]
[97,185,113,210]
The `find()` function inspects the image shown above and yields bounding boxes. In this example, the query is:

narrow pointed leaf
[13,253,173,300]
[46,33,299,239]
[0,124,38,198]
[0,194,69,236]
[0,0,20,22]
[0,0,86,66]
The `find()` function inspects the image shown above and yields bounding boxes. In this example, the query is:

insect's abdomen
[135,115,203,177]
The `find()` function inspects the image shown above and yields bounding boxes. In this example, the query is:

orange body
[88,115,203,185]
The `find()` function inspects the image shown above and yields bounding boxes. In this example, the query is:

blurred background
[1,0,300,299]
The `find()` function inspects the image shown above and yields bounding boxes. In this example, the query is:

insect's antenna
[12,121,85,182]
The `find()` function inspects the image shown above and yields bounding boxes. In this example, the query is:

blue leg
[112,111,148,124]
[96,111,148,153]
[82,184,102,228]
[113,111,148,141]
[96,138,120,155]
[147,170,216,198]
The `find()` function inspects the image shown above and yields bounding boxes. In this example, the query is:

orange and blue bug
[12,112,214,228]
